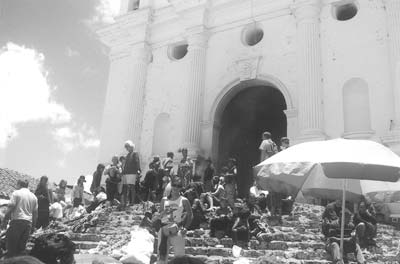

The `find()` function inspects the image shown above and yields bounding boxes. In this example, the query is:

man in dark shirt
[203,158,215,192]
[143,157,162,202]
[90,164,105,194]
[122,140,141,207]
[354,201,377,247]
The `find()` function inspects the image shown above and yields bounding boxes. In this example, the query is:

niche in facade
[332,1,358,21]
[129,0,140,11]
[342,78,373,138]
[152,113,171,155]
[168,43,188,61]
[242,24,264,46]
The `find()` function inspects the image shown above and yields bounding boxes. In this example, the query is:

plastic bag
[233,258,250,264]
[120,226,154,264]
[232,245,242,258]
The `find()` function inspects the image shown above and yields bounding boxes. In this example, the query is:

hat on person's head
[263,131,272,138]
[152,156,161,164]
[79,175,86,182]
[280,137,289,143]
[205,157,212,162]
[124,140,135,148]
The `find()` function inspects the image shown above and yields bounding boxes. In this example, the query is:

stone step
[150,254,333,264]
[185,234,324,248]
[74,241,99,250]
[182,247,330,261]
[150,252,382,264]
[69,233,101,242]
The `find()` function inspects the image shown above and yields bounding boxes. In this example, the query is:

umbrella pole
[340,179,346,260]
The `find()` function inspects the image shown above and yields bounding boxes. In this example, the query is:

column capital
[187,31,209,51]
[292,0,322,22]
[110,46,131,61]
[131,43,152,63]
[383,0,400,8]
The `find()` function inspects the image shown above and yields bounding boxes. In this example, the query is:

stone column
[126,44,151,148]
[293,0,325,140]
[182,33,208,156]
[384,0,400,129]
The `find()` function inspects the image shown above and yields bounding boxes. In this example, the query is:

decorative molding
[187,31,210,50]
[131,43,152,63]
[342,130,375,139]
[233,56,262,81]
[292,0,322,22]
[109,47,131,61]
[381,130,400,145]
[201,120,213,129]
[97,8,153,49]
[284,108,298,118]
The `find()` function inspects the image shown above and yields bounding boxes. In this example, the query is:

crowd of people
[0,131,382,264]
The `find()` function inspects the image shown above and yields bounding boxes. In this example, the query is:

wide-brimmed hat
[79,175,86,182]
[152,156,161,164]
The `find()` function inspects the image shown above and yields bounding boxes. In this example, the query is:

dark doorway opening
[217,86,287,197]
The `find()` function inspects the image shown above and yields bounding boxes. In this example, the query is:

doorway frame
[206,75,297,167]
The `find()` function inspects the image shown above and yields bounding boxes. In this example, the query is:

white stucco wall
[320,0,393,140]
[98,0,400,169]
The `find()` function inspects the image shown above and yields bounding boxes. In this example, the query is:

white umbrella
[301,164,400,202]
[255,138,400,183]
[255,138,400,258]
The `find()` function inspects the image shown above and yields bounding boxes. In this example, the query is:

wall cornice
[99,1,295,51]
[97,8,153,49]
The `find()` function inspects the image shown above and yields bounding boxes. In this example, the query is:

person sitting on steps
[324,209,365,264]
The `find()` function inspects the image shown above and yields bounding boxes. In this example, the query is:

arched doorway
[216,85,287,197]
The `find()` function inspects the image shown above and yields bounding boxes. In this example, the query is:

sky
[0,0,121,184]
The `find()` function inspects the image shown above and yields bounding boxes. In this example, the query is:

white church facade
[97,0,400,194]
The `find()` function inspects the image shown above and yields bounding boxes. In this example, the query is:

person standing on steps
[90,163,105,195]
[104,155,122,203]
[72,176,86,208]
[2,179,38,258]
[35,176,52,229]
[177,148,193,188]
[121,140,141,208]
[259,131,278,162]
[203,158,215,193]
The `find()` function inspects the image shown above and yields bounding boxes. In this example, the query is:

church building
[97,0,400,195]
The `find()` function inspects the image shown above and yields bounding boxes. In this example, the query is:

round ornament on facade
[332,1,359,21]
[242,24,264,46]
[168,43,188,61]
